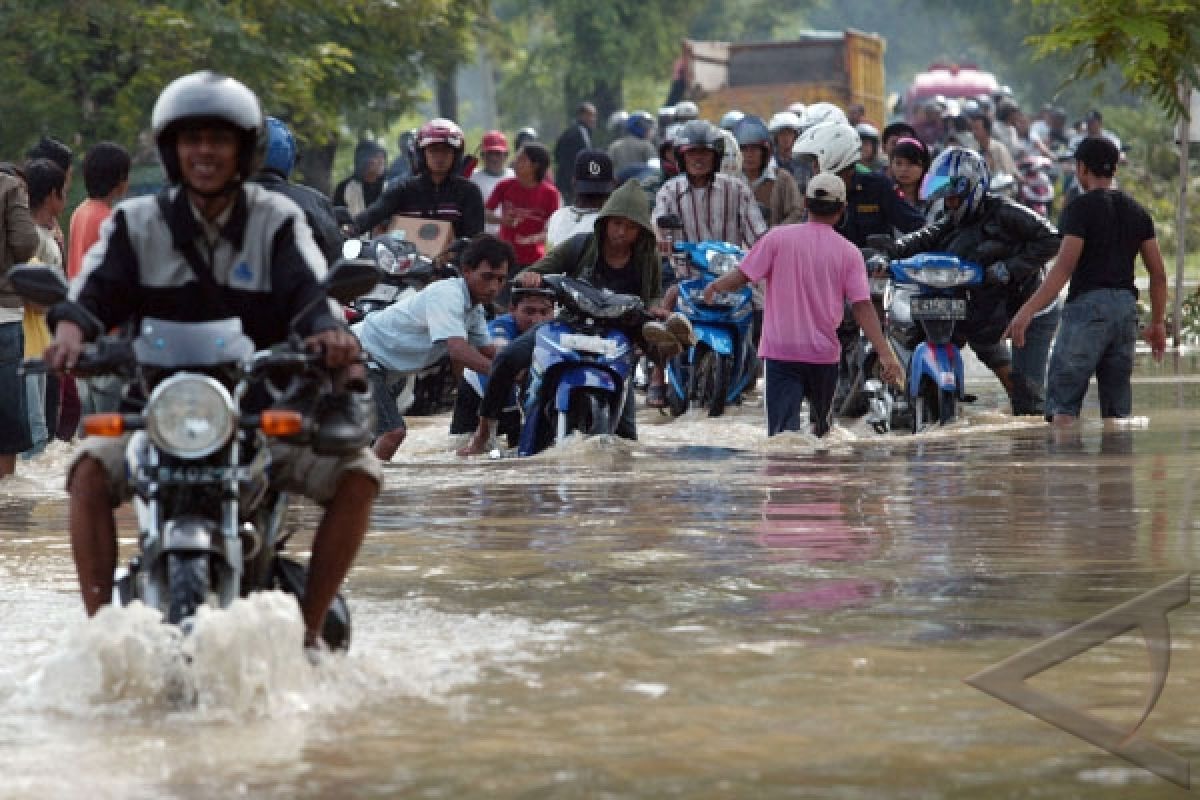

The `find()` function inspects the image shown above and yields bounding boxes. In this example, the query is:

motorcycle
[663,240,756,417]
[864,252,983,433]
[12,258,380,649]
[836,249,899,422]
[517,274,646,456]
[1016,152,1056,217]
[343,232,463,416]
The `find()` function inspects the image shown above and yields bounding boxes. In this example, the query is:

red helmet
[415,118,465,174]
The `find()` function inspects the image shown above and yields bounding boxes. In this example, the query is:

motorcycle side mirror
[323,257,382,305]
[656,213,683,231]
[7,263,69,307]
[342,238,364,260]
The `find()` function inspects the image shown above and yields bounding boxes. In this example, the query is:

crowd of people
[0,66,1173,653]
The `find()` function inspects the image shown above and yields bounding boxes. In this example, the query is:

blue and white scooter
[866,252,983,432]
[517,274,646,456]
[664,240,756,417]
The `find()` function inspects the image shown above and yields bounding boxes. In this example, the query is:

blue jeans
[1010,300,1061,415]
[1045,289,1138,419]
[367,366,408,436]
[0,321,31,455]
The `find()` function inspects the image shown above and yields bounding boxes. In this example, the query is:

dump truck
[677,30,887,126]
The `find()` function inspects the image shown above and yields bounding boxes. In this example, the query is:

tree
[1028,0,1200,118]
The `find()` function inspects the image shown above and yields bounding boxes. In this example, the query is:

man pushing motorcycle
[41,72,381,652]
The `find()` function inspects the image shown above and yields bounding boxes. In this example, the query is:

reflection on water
[0,364,1198,798]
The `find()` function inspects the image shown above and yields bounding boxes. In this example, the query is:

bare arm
[702,269,750,303]
[851,300,903,386]
[1141,237,1168,360]
[446,337,494,375]
[1005,235,1082,347]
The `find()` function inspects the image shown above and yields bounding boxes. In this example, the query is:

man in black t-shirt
[1006,137,1167,425]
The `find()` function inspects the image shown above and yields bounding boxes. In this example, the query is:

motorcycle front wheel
[566,390,612,437]
[693,349,731,417]
[166,552,210,626]
[910,379,957,433]
[666,356,690,417]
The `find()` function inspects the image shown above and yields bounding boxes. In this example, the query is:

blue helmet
[264,116,297,178]
[921,146,990,224]
[733,115,771,149]
[627,111,655,139]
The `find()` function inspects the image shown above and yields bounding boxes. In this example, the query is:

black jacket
[352,173,484,239]
[837,169,927,247]
[553,122,592,199]
[250,170,344,267]
[893,195,1062,343]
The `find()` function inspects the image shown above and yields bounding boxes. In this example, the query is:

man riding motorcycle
[350,118,485,239]
[869,147,1061,413]
[249,116,344,266]
[42,71,381,651]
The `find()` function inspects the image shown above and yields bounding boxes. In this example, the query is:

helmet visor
[921,172,967,202]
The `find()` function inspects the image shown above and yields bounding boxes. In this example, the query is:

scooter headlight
[902,266,976,289]
[708,252,741,275]
[145,374,236,458]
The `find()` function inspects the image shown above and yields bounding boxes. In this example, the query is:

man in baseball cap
[545,149,615,247]
[471,130,514,233]
[703,170,902,436]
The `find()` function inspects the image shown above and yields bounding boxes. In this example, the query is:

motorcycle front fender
[908,342,962,397]
[553,366,618,412]
[694,325,734,357]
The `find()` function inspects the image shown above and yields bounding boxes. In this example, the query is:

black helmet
[672,120,725,173]
[152,71,264,186]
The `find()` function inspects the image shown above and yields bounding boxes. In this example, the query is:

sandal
[646,383,668,408]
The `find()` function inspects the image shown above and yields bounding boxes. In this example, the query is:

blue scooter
[517,274,646,456]
[664,240,756,417]
[870,252,983,432]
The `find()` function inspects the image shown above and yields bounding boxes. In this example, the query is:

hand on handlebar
[306,328,361,369]
[515,271,543,289]
[43,321,86,373]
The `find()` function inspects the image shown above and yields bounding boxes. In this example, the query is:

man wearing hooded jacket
[457,179,691,456]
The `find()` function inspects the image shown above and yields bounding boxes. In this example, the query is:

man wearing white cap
[703,173,902,436]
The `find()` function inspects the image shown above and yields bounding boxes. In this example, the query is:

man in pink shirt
[704,173,902,436]
[67,142,130,280]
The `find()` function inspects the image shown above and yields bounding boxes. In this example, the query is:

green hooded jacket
[519,179,663,306]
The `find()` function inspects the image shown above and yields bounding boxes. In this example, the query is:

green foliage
[1028,0,1200,119]
[0,0,483,163]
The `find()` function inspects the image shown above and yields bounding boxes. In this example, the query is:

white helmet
[802,101,848,130]
[674,100,699,121]
[793,122,861,174]
[787,102,807,116]
[768,111,804,134]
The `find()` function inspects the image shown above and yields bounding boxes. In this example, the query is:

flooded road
[1,356,1199,798]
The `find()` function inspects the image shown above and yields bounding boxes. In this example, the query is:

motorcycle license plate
[144,465,251,484]
[910,296,966,320]
[559,332,618,358]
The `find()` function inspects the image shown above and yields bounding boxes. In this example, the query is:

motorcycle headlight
[375,243,398,274]
[145,374,236,458]
[903,267,975,289]
[708,252,741,275]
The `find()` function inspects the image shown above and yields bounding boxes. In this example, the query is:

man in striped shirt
[647,120,766,407]
[652,120,767,249]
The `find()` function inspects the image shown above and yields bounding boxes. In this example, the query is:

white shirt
[353,276,490,373]
[470,168,514,234]
[545,206,600,249]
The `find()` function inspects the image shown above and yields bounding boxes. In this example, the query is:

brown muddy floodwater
[0,354,1198,799]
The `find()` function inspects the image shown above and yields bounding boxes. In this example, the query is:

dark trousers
[765,359,839,437]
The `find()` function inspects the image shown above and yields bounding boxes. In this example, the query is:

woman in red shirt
[486,143,561,269]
